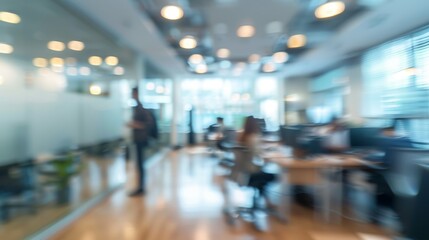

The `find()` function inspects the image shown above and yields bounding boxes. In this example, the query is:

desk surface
[262,152,378,169]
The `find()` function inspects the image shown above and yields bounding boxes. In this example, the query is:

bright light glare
[272,52,289,64]
[315,1,346,19]
[189,54,204,64]
[0,43,14,54]
[179,36,197,49]
[288,34,307,48]
[89,85,102,95]
[0,12,21,24]
[47,41,65,51]
[237,25,255,38]
[68,41,85,51]
[160,5,184,20]
[216,48,230,58]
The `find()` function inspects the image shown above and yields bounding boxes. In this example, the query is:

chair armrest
[384,173,418,198]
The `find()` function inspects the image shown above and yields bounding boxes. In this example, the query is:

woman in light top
[237,116,263,156]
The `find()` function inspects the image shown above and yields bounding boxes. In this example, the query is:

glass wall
[179,76,282,134]
[362,25,429,142]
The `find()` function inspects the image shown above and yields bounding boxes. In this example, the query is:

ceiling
[60,0,429,79]
[0,0,135,81]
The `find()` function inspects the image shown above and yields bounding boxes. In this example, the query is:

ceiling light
[33,58,48,68]
[216,48,230,58]
[113,66,124,75]
[237,25,255,38]
[89,84,102,95]
[50,57,64,67]
[248,54,260,63]
[0,43,13,54]
[285,94,300,102]
[0,12,21,24]
[105,56,119,66]
[315,1,346,19]
[288,34,307,48]
[272,52,289,64]
[188,54,204,65]
[179,36,197,49]
[79,67,91,76]
[68,41,85,51]
[160,5,184,20]
[262,62,276,73]
[66,67,78,76]
[0,76,4,86]
[47,41,65,52]
[88,56,102,66]
[195,64,208,74]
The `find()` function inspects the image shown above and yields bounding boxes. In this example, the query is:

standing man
[127,87,154,196]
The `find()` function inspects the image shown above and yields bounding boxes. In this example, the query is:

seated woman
[237,116,276,194]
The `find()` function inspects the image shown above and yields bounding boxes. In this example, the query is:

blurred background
[1,0,429,239]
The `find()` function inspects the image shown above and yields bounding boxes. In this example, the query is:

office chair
[0,161,37,221]
[223,146,283,231]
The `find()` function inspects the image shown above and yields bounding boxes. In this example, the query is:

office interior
[1,0,429,239]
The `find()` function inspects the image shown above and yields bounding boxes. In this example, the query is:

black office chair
[0,161,37,221]
[223,146,282,231]
[389,163,429,240]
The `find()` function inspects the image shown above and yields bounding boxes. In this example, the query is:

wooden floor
[52,147,392,240]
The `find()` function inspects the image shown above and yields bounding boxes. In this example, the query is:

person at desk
[377,126,413,165]
[321,118,350,153]
[208,117,225,139]
[237,116,276,194]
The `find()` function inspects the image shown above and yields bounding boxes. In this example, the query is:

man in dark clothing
[127,87,154,196]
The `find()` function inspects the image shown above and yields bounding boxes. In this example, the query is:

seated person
[377,126,414,166]
[207,117,225,141]
[320,118,350,153]
[237,116,276,194]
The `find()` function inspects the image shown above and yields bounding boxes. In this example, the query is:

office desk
[262,152,378,222]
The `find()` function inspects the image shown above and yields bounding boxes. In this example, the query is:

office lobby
[1,0,429,239]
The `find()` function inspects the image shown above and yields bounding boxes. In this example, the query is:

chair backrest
[229,146,260,186]
[388,148,429,190]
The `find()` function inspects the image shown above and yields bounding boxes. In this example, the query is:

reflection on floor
[52,147,391,240]
[0,153,126,240]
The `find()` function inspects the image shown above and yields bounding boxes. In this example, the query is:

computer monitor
[349,127,381,148]
[280,126,301,148]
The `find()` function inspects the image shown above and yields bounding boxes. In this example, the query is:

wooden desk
[262,152,378,222]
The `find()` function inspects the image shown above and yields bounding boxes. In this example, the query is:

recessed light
[195,64,208,74]
[189,54,204,65]
[89,84,102,95]
[217,48,230,58]
[161,5,184,20]
[0,12,21,24]
[262,62,276,73]
[0,43,13,54]
[237,25,255,38]
[156,86,165,94]
[47,41,65,52]
[50,57,64,67]
[68,41,85,51]
[315,1,346,19]
[146,82,155,90]
[288,34,307,48]
[33,58,48,68]
[88,56,102,66]
[248,54,260,63]
[113,66,124,75]
[179,36,197,49]
[272,52,289,63]
[105,56,119,66]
